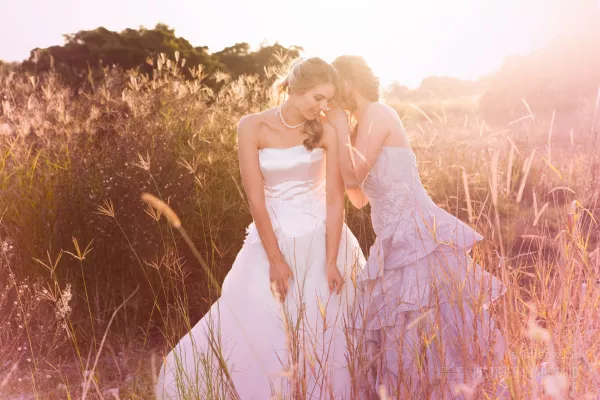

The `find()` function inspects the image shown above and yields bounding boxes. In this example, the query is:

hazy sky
[1,0,574,87]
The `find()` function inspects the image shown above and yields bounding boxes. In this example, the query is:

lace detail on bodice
[357,146,484,287]
[363,147,432,237]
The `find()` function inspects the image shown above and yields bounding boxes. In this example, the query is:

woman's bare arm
[237,115,293,298]
[322,122,346,294]
[331,104,390,188]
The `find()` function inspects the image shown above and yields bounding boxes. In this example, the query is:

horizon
[1,0,594,88]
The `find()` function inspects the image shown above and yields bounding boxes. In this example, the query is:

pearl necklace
[279,107,305,129]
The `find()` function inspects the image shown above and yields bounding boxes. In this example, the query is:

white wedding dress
[156,145,365,399]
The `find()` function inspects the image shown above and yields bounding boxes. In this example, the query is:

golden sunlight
[298,0,564,87]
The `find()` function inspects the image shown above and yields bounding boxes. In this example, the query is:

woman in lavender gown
[328,55,507,398]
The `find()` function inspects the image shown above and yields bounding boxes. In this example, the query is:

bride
[156,57,365,399]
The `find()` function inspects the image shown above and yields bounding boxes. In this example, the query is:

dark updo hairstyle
[332,55,380,111]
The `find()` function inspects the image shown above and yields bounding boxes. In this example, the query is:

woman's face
[293,82,336,120]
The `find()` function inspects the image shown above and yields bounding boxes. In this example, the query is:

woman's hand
[326,107,350,132]
[269,260,294,301]
[326,263,345,295]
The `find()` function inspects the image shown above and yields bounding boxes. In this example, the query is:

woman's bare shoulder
[238,108,279,146]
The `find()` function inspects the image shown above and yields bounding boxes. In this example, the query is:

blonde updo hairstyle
[277,57,339,150]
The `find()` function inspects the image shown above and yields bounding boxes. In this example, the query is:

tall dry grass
[0,55,599,398]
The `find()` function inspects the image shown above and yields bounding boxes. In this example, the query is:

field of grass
[0,55,599,399]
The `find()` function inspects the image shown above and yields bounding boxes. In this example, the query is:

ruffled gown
[353,147,507,398]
